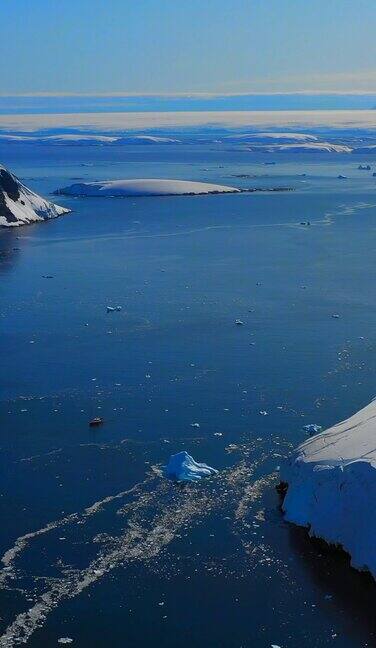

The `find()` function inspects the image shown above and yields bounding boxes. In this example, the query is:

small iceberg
[302,423,322,435]
[165,451,218,482]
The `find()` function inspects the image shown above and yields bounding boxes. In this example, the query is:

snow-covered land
[117,135,181,144]
[282,399,376,578]
[0,165,69,227]
[0,134,181,146]
[55,178,240,197]
[224,132,318,143]
[246,142,353,153]
[41,134,119,145]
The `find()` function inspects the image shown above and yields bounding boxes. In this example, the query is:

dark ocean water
[0,144,376,647]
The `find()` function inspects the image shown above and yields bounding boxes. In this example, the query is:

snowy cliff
[0,165,69,227]
[282,399,376,578]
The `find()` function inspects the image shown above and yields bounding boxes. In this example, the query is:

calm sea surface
[0,144,376,647]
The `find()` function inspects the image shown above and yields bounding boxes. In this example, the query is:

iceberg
[281,399,376,578]
[165,451,218,482]
[0,165,70,227]
[302,423,322,435]
[55,179,240,198]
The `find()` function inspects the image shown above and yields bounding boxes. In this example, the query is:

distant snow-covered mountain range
[1,129,376,153]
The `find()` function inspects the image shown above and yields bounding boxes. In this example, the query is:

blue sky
[1,0,376,95]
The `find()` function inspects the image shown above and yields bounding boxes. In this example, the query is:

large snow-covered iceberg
[0,165,69,227]
[55,179,240,197]
[165,451,218,482]
[282,399,376,578]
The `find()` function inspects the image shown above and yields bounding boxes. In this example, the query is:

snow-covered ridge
[55,178,240,197]
[281,399,376,578]
[0,134,181,145]
[0,165,69,227]
[245,142,353,153]
[117,135,181,144]
[224,132,318,143]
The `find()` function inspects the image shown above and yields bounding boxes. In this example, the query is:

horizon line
[2,90,376,99]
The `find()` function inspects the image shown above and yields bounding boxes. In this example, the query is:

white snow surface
[2,110,376,132]
[282,398,376,578]
[246,142,352,153]
[0,134,180,145]
[57,178,240,197]
[225,132,318,143]
[0,165,69,227]
[118,135,181,144]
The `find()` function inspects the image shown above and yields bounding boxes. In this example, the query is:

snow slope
[42,134,119,144]
[117,135,181,144]
[225,132,318,143]
[3,110,376,132]
[282,399,376,578]
[55,178,240,197]
[0,134,181,145]
[0,165,69,227]
[0,134,119,144]
[246,142,353,153]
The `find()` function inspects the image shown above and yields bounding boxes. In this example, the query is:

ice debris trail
[0,477,153,588]
[0,443,279,647]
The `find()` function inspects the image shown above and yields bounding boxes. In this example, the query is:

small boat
[89,417,104,427]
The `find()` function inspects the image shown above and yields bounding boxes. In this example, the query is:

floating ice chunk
[165,451,218,482]
[58,639,73,645]
[235,319,245,326]
[302,423,322,435]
